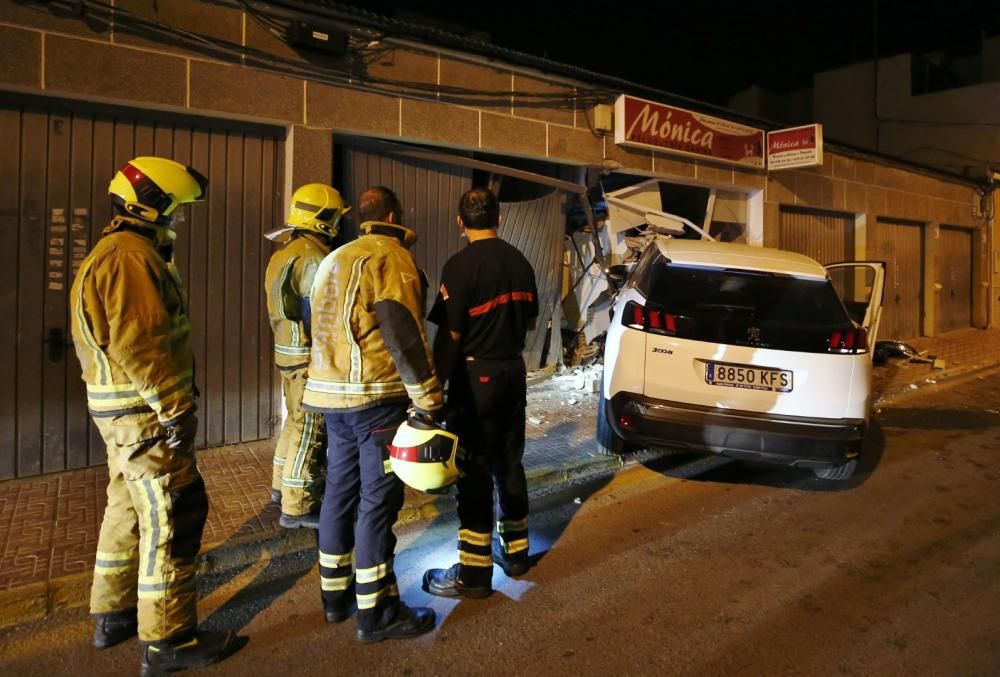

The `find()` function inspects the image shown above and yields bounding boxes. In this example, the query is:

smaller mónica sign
[614,94,765,169]
[767,124,824,170]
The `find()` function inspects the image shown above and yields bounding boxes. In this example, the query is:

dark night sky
[357,0,999,104]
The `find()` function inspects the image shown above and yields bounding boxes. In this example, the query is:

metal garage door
[939,226,973,333]
[339,144,566,370]
[0,101,284,479]
[498,191,565,368]
[871,218,924,340]
[779,206,854,264]
[339,143,472,303]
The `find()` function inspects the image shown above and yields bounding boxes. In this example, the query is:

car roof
[654,238,828,279]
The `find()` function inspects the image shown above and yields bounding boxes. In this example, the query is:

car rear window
[642,264,854,352]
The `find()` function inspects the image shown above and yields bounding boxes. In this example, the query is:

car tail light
[623,301,677,336]
[828,327,868,354]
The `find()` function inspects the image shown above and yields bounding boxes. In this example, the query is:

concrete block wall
[0,0,763,193]
[764,153,977,229]
[2,2,978,202]
[1,0,991,330]
[763,152,988,331]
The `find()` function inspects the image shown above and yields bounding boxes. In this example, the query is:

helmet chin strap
[124,201,161,222]
[119,201,177,245]
[109,213,176,252]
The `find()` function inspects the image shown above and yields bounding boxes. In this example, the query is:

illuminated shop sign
[767,124,824,170]
[614,94,766,169]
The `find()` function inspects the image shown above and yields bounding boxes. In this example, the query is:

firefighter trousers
[90,410,208,643]
[449,356,529,586]
[272,367,326,515]
[317,402,407,632]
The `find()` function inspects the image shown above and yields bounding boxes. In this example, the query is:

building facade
[0,0,991,478]
[729,36,1000,331]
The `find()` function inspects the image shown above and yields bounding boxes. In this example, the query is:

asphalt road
[2,369,999,676]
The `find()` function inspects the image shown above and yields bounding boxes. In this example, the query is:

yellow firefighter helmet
[108,157,208,225]
[389,419,461,493]
[287,183,350,237]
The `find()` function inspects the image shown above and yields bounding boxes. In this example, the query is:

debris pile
[552,363,603,395]
[874,340,945,370]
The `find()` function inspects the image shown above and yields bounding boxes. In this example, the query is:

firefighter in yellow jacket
[70,157,244,675]
[264,184,349,528]
[303,186,442,641]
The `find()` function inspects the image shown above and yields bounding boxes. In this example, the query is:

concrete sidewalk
[2,327,998,628]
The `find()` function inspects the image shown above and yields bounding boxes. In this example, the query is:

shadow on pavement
[637,419,887,493]
[877,407,1000,432]
[428,465,616,633]
[195,507,317,635]
[526,473,615,570]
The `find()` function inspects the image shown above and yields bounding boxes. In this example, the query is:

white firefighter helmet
[389,419,461,493]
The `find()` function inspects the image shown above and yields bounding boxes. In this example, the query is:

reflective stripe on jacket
[264,232,331,369]
[70,219,195,426]
[302,221,444,413]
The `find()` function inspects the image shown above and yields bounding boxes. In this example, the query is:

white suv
[599,238,885,481]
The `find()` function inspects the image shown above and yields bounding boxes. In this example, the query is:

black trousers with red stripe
[448,356,529,585]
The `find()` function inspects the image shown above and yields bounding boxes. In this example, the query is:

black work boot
[279,510,320,529]
[92,607,138,649]
[325,606,350,624]
[270,489,281,506]
[493,542,530,578]
[422,563,492,599]
[356,603,435,644]
[324,597,354,624]
[139,630,247,677]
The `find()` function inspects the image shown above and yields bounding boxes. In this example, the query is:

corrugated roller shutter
[339,144,471,310]
[0,101,284,478]
[339,143,565,369]
[938,226,973,333]
[779,206,854,264]
[499,191,565,368]
[871,218,924,340]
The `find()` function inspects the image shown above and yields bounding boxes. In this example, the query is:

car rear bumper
[608,392,865,468]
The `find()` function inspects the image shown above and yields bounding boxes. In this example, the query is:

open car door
[825,262,886,355]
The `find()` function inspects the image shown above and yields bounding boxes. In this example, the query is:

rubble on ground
[551,363,603,394]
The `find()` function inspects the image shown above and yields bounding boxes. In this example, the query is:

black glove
[165,410,198,450]
[409,407,446,429]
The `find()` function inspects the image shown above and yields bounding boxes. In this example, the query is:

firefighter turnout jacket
[302,221,444,414]
[71,217,195,427]
[265,232,331,370]
[265,231,331,516]
[71,215,206,643]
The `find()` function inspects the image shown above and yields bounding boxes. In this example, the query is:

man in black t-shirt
[422,188,538,599]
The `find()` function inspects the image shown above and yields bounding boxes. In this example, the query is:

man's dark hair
[458,188,500,230]
[358,186,403,224]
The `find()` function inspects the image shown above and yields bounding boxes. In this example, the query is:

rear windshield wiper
[695,303,756,313]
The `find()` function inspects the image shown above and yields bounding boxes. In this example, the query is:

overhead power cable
[36,0,613,112]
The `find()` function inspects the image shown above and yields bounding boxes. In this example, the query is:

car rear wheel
[813,458,858,481]
[597,389,631,456]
